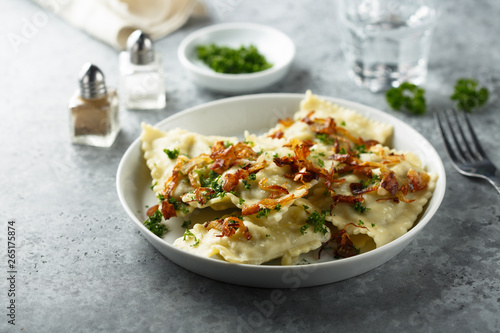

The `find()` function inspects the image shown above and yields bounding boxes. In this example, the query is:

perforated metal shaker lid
[78,63,107,99]
[127,30,154,65]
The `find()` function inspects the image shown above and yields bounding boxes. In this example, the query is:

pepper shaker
[119,30,166,110]
[68,63,120,147]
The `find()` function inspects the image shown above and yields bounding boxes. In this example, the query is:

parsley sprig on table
[385,82,426,115]
[385,78,490,115]
[451,78,489,113]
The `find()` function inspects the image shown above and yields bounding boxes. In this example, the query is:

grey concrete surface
[1,0,499,332]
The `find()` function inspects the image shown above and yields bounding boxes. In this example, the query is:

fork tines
[435,108,500,194]
[435,108,488,165]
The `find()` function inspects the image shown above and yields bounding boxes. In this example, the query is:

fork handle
[487,174,500,194]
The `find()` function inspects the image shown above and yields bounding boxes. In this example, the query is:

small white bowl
[178,23,295,94]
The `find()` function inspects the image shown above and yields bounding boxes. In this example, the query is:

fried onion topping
[407,168,430,192]
[210,141,258,174]
[332,229,358,258]
[204,216,252,240]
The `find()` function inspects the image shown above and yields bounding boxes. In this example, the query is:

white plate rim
[116,93,446,288]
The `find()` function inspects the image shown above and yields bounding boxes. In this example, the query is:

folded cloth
[32,0,206,49]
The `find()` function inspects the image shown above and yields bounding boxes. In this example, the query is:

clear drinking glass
[338,0,440,92]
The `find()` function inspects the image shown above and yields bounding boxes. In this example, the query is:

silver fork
[435,109,500,194]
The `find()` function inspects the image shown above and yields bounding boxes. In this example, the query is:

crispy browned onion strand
[204,216,252,240]
[319,223,367,259]
[210,141,259,174]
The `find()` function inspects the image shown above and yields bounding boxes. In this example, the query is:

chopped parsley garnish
[196,43,273,74]
[358,219,365,226]
[302,210,329,235]
[274,203,282,212]
[150,181,158,190]
[199,170,225,199]
[244,140,255,146]
[355,144,367,154]
[144,210,167,237]
[242,180,252,190]
[359,174,381,189]
[181,220,192,229]
[256,207,271,218]
[168,197,190,214]
[353,202,369,213]
[248,173,257,181]
[316,133,335,145]
[182,229,199,247]
[299,224,309,235]
[451,78,489,113]
[385,82,426,115]
[163,148,179,159]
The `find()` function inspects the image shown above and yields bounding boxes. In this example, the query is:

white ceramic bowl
[177,23,295,93]
[116,94,446,288]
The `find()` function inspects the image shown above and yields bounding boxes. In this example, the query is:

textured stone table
[2,0,499,332]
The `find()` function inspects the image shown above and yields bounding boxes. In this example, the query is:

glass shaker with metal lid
[68,63,120,147]
[119,30,166,110]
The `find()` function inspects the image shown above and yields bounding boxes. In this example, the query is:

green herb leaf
[316,133,335,145]
[182,229,200,247]
[144,210,168,237]
[385,82,426,115]
[242,180,252,190]
[163,148,179,159]
[450,78,489,113]
[198,170,226,200]
[256,208,271,218]
[196,43,273,74]
[305,210,329,235]
[168,197,190,214]
[299,224,309,235]
[353,202,369,214]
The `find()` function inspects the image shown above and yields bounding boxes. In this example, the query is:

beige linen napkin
[33,0,206,49]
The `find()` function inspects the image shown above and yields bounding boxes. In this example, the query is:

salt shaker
[68,63,120,147]
[119,30,166,110]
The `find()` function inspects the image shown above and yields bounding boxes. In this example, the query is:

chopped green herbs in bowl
[178,23,295,93]
[196,43,273,74]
